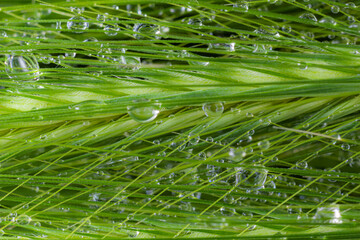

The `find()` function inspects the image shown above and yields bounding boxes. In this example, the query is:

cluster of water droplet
[1,0,359,238]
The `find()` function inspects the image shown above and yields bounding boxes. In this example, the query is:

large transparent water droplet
[299,13,318,22]
[233,1,248,12]
[202,102,224,118]
[128,100,161,123]
[313,205,342,224]
[133,23,161,39]
[67,16,89,33]
[257,140,270,150]
[331,5,340,14]
[229,147,246,161]
[5,54,40,81]
[16,215,32,225]
[104,18,120,36]
[319,17,336,26]
[235,166,268,190]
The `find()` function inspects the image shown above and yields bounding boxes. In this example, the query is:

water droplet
[319,17,336,26]
[297,62,308,70]
[345,2,356,9]
[33,221,41,227]
[235,166,268,190]
[128,100,161,123]
[202,102,224,118]
[5,54,40,81]
[96,13,107,22]
[67,16,89,33]
[180,50,209,66]
[133,23,161,39]
[104,19,120,36]
[229,147,246,160]
[206,136,214,142]
[313,205,342,224]
[246,112,254,118]
[188,134,200,145]
[257,140,270,150]
[281,25,292,33]
[16,215,32,225]
[83,37,98,43]
[341,143,350,150]
[331,5,340,14]
[299,13,317,22]
[187,18,203,28]
[233,1,248,12]
[296,161,308,169]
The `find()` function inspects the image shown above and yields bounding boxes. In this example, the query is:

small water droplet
[67,16,89,33]
[281,25,291,33]
[96,13,107,22]
[206,136,214,142]
[331,5,340,14]
[233,1,249,12]
[257,140,270,150]
[313,205,342,224]
[235,166,268,190]
[133,23,161,39]
[104,18,119,36]
[319,17,336,26]
[299,13,318,22]
[16,215,32,225]
[229,147,246,160]
[296,161,308,169]
[128,100,161,123]
[297,62,308,70]
[341,143,350,150]
[5,54,40,81]
[202,102,224,118]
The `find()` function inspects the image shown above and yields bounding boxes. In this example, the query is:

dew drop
[16,215,32,225]
[188,134,200,145]
[206,136,214,142]
[299,13,317,22]
[67,16,89,33]
[281,25,291,33]
[345,2,356,9]
[229,147,246,160]
[5,54,40,81]
[331,5,340,14]
[233,1,249,12]
[187,18,203,28]
[133,23,161,39]
[341,143,350,150]
[128,100,161,123]
[202,102,224,118]
[257,140,270,150]
[235,166,268,190]
[313,205,342,224]
[104,19,120,36]
[297,62,308,70]
[319,17,336,26]
[96,13,107,22]
[296,161,308,169]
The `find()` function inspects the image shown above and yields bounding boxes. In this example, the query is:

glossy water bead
[67,16,89,33]
[235,166,268,190]
[202,102,224,118]
[128,100,161,123]
[5,54,40,81]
